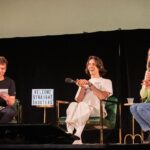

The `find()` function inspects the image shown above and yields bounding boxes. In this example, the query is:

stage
[0,124,149,149]
[0,143,150,150]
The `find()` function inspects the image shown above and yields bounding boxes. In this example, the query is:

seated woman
[130,48,150,144]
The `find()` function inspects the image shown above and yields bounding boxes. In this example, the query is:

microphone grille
[147,61,150,71]
[65,78,75,83]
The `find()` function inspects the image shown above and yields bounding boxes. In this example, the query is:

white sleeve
[103,79,113,96]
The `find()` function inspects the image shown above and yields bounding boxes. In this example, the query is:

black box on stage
[0,124,77,144]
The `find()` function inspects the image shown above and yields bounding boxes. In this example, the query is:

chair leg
[100,127,104,144]
[100,100,104,144]
[119,103,122,144]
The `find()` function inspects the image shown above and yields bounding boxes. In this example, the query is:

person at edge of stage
[130,48,150,144]
[0,56,16,123]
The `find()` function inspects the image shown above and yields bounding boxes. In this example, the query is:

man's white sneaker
[72,140,82,144]
[65,131,73,134]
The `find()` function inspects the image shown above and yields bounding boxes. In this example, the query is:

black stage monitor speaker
[0,124,78,144]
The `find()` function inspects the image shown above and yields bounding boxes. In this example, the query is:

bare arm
[75,79,111,102]
[89,83,110,100]
[0,93,15,106]
[142,70,150,89]
[75,79,89,103]
[76,87,86,102]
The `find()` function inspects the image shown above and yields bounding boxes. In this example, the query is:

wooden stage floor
[0,143,150,150]
[0,124,149,149]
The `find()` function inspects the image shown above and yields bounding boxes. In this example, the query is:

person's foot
[72,139,82,144]
[143,139,150,144]
[65,131,73,134]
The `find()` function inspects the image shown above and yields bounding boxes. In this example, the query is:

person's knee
[130,104,137,113]
[4,107,16,117]
[66,102,78,113]
[137,104,145,112]
[71,102,78,105]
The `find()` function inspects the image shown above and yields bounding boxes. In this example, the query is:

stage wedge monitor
[0,124,78,144]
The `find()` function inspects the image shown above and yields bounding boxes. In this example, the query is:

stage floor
[0,143,150,150]
[0,124,149,149]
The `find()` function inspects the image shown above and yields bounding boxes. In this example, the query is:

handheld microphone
[65,78,76,84]
[147,61,150,72]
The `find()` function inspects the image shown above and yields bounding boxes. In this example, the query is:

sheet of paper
[0,89,8,94]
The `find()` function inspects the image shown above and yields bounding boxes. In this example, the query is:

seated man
[0,56,16,123]
[65,56,113,144]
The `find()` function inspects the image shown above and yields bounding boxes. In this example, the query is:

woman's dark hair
[85,55,107,77]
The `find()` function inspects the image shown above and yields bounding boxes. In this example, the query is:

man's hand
[76,79,89,88]
[0,92,9,102]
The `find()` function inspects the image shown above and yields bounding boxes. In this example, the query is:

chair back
[86,96,118,129]
[104,96,118,128]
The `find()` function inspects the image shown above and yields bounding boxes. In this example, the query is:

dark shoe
[72,135,80,140]
[143,131,150,144]
[65,132,80,140]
